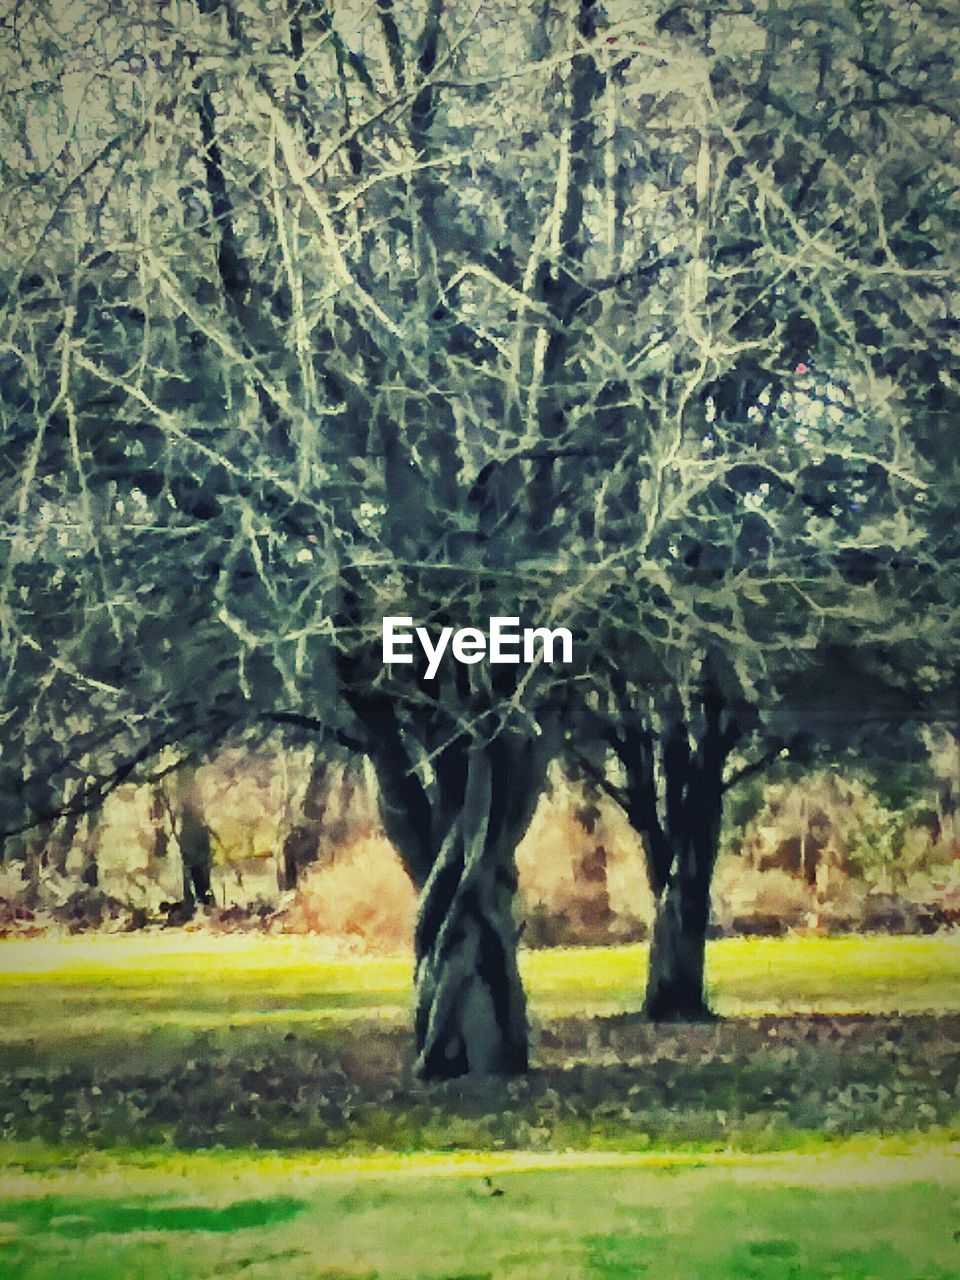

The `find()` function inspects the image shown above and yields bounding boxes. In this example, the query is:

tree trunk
[48,810,81,877]
[606,681,738,1023]
[6,829,44,907]
[180,808,213,914]
[149,788,169,866]
[279,755,331,891]
[79,812,100,889]
[413,744,529,1078]
[175,768,213,916]
[644,852,714,1021]
[643,723,726,1021]
[350,671,557,1080]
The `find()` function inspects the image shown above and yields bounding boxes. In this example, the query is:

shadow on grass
[3,1013,960,1153]
[0,1194,305,1237]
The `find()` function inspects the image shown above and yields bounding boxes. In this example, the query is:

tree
[0,0,604,1076]
[571,0,960,1018]
[278,749,330,893]
[170,764,215,918]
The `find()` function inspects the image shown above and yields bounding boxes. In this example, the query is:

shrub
[283,836,417,951]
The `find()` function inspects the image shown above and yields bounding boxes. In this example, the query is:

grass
[1,933,959,1275]
[1,933,958,1050]
[1,1142,960,1279]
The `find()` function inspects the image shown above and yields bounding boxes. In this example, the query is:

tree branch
[722,742,785,793]
[570,748,631,814]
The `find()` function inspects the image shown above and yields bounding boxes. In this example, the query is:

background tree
[571,0,959,1018]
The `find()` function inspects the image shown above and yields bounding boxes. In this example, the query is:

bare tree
[0,0,956,1066]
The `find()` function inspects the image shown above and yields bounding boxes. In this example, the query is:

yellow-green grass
[0,933,957,1053]
[1,938,959,1275]
[1,1140,959,1279]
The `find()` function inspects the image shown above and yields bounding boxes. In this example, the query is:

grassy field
[2,932,958,1048]
[1,934,959,1277]
[2,1142,960,1279]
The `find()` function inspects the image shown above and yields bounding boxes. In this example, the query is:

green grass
[1,1143,959,1279]
[1,933,957,1055]
[1,935,959,1275]
[1,933,959,1153]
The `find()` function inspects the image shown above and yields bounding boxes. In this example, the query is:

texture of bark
[603,678,740,1021]
[644,839,716,1021]
[413,743,531,1078]
[352,678,557,1078]
[642,689,734,1020]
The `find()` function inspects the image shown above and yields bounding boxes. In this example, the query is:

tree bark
[79,811,100,889]
[643,836,716,1021]
[604,678,739,1022]
[279,754,331,891]
[7,829,45,907]
[48,809,81,877]
[413,741,532,1078]
[180,808,213,913]
[351,681,556,1079]
[642,701,730,1021]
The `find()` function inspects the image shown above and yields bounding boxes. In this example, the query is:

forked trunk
[619,686,736,1023]
[352,675,556,1079]
[643,756,723,1021]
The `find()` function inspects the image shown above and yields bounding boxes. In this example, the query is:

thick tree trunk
[413,745,529,1078]
[644,856,714,1021]
[643,752,724,1020]
[349,664,557,1079]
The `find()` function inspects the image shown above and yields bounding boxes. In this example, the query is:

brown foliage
[283,836,417,951]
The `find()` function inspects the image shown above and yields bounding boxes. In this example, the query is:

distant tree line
[4,740,960,942]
